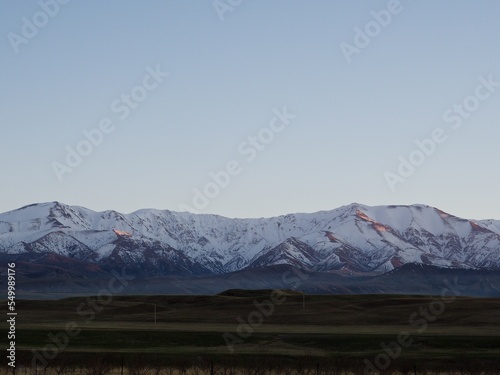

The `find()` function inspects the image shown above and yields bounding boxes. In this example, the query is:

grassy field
[2,291,500,373]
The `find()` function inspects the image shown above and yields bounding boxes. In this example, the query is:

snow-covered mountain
[1,202,499,276]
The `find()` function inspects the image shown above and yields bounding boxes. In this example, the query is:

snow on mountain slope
[478,219,500,234]
[0,202,499,276]
[248,237,320,269]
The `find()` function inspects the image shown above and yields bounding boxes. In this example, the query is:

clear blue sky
[1,0,499,219]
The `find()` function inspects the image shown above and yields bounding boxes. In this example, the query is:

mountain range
[1,202,499,297]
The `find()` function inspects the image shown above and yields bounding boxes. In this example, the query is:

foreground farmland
[1,291,500,373]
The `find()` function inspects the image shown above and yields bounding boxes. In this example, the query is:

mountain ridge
[1,201,499,278]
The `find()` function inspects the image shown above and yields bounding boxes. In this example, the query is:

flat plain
[2,291,500,373]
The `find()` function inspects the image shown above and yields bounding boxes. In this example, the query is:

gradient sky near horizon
[1,0,500,220]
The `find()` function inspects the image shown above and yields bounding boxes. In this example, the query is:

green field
[2,291,500,373]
